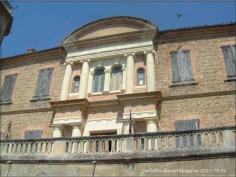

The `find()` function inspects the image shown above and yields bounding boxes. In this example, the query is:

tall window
[110,65,123,91]
[171,50,194,83]
[92,67,105,92]
[71,76,80,93]
[137,68,145,86]
[24,130,43,139]
[33,68,53,100]
[0,74,17,103]
[221,45,236,78]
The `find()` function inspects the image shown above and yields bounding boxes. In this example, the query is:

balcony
[0,126,235,162]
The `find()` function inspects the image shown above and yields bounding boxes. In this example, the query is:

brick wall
[0,48,65,138]
[0,25,235,139]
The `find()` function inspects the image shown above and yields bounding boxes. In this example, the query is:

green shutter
[34,68,53,99]
[222,45,236,77]
[0,75,17,102]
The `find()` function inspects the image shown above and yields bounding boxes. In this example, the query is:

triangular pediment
[63,16,156,45]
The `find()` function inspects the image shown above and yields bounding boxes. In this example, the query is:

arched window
[92,67,105,92]
[137,68,145,86]
[110,65,123,91]
[72,76,80,93]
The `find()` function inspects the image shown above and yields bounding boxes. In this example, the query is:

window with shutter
[33,68,53,100]
[175,119,200,148]
[24,130,43,139]
[221,45,236,78]
[110,65,123,91]
[92,67,105,92]
[175,119,200,131]
[171,50,194,83]
[0,74,17,103]
[71,76,80,93]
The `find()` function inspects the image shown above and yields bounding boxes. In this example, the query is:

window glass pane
[111,66,122,91]
[137,68,145,85]
[222,45,236,77]
[0,74,17,102]
[72,76,80,93]
[92,68,105,92]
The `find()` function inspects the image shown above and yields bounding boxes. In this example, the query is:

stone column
[146,120,157,133]
[72,125,82,137]
[79,60,90,99]
[60,62,73,100]
[145,50,156,92]
[104,67,111,92]
[122,67,126,91]
[125,53,135,94]
[53,126,63,138]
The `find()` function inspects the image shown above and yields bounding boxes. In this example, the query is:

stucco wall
[0,157,235,176]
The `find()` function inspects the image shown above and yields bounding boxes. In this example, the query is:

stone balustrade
[0,126,235,162]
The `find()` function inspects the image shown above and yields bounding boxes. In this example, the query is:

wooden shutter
[24,130,43,139]
[180,51,194,81]
[0,75,17,102]
[34,68,53,99]
[175,119,200,131]
[171,52,180,82]
[222,45,236,77]
[172,51,194,83]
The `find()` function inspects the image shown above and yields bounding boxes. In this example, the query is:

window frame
[0,74,17,104]
[24,130,43,139]
[92,67,105,93]
[168,45,199,87]
[110,65,123,91]
[220,44,236,81]
[170,50,195,83]
[136,67,145,86]
[32,68,54,101]
[71,75,80,93]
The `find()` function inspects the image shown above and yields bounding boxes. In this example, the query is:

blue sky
[1,1,235,58]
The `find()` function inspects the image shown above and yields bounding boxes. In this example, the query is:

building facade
[0,1,13,46]
[0,17,235,176]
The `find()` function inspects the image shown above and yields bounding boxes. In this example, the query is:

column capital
[64,61,74,66]
[80,59,90,63]
[104,68,111,73]
[124,53,135,57]
[144,50,155,55]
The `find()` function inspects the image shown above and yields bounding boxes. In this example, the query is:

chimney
[26,48,36,53]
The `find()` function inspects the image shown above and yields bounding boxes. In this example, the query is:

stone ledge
[1,148,235,163]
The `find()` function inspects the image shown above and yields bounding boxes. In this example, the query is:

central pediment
[63,16,157,45]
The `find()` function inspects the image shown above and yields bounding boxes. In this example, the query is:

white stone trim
[83,118,123,136]
[66,41,154,61]
[122,111,157,119]
[53,117,83,125]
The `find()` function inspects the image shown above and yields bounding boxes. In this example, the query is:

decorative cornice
[117,91,162,102]
[66,45,153,62]
[49,98,88,108]
[162,89,236,101]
